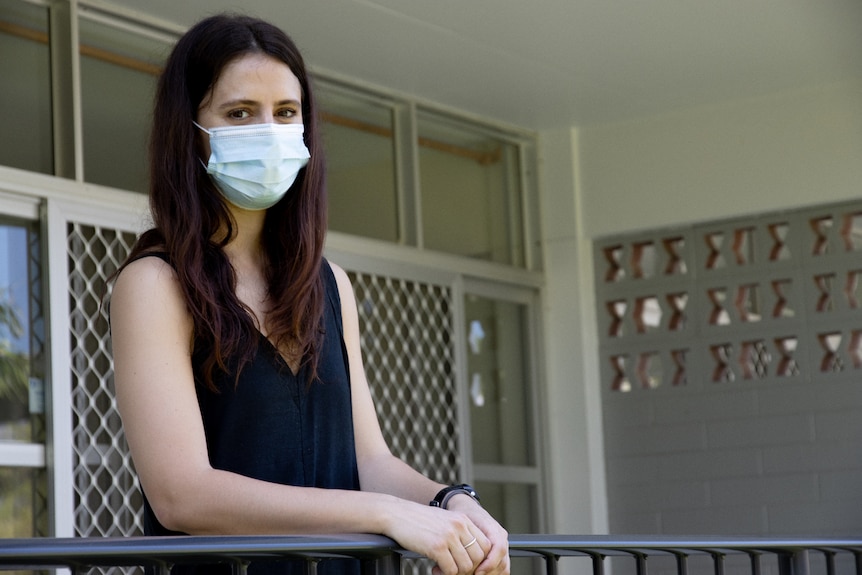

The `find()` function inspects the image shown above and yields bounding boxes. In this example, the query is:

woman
[109,12,509,575]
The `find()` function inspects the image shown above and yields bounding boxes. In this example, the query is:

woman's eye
[277,108,298,118]
[228,109,250,119]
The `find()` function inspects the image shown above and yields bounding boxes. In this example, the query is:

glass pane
[0,222,33,441]
[475,481,541,574]
[475,481,538,533]
[0,466,46,538]
[80,17,168,193]
[0,2,52,174]
[319,88,398,241]
[466,295,534,466]
[419,112,524,265]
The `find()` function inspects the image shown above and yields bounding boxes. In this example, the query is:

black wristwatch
[429,483,480,508]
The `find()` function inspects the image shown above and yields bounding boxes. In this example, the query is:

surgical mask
[195,122,311,211]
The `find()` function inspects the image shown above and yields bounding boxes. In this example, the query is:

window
[79,13,168,192]
[0,2,52,174]
[0,216,48,538]
[464,287,543,533]
[319,83,538,268]
[319,87,399,242]
[418,112,527,266]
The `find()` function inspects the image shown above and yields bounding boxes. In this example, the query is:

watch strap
[429,483,480,508]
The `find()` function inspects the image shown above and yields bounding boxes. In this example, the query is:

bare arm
[330,262,510,575]
[111,257,506,574]
[111,257,394,535]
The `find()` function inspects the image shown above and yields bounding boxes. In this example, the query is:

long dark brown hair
[117,13,328,390]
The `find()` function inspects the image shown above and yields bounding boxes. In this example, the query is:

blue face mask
[195,122,311,211]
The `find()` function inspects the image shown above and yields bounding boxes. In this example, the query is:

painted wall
[559,79,862,542]
[538,128,608,541]
[578,80,862,239]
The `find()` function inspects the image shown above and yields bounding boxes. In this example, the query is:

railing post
[779,551,811,575]
[360,553,401,575]
[792,550,811,575]
[634,552,648,575]
[590,553,604,575]
[711,552,725,575]
[824,551,835,575]
[673,552,688,575]
[543,554,559,575]
[749,552,762,575]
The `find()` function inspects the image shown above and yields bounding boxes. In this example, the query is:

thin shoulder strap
[320,258,344,339]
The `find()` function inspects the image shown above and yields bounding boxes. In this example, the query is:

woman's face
[196,52,304,158]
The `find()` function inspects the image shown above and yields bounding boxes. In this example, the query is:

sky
[0,224,30,355]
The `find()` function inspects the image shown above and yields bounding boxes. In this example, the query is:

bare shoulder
[326,260,361,334]
[110,255,191,339]
[327,260,355,299]
[113,255,178,293]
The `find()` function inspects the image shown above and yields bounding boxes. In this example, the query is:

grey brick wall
[596,200,862,537]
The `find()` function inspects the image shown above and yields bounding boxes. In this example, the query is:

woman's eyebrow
[216,98,301,109]
[216,99,258,110]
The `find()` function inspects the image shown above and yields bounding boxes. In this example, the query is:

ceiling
[102,0,862,131]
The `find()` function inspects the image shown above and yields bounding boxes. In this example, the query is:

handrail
[0,535,860,575]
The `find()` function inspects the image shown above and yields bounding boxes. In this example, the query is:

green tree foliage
[0,288,28,406]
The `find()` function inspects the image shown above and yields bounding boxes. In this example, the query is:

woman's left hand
[444,495,510,575]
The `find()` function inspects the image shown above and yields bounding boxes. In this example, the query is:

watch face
[430,484,480,508]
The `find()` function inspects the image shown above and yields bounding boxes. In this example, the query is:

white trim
[44,198,75,538]
[451,275,472,481]
[326,230,543,289]
[0,443,46,467]
[0,166,149,232]
[0,189,40,220]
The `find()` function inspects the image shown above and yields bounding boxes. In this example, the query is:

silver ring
[463,536,477,549]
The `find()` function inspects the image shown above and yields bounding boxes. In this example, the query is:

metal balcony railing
[0,535,860,575]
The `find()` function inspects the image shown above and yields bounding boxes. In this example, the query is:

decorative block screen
[595,200,862,391]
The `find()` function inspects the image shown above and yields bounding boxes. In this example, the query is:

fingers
[462,531,489,568]
[437,528,489,575]
[387,500,504,575]
[475,538,510,575]
[440,518,508,575]
[458,529,489,574]
[444,502,509,575]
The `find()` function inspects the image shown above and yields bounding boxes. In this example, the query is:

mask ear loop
[192,121,212,135]
[192,121,213,171]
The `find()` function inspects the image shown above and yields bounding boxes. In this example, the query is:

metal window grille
[28,220,49,537]
[68,222,140,538]
[348,271,460,484]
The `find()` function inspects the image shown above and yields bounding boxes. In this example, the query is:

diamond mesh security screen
[68,222,140,537]
[66,221,460,572]
[348,271,459,575]
[348,270,460,484]
[28,220,49,537]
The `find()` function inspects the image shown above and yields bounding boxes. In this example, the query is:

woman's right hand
[379,498,493,575]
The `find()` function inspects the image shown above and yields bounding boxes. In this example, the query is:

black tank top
[142,259,360,574]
